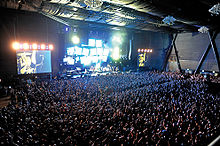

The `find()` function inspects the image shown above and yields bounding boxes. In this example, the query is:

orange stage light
[41,44,46,50]
[48,44,54,50]
[12,42,20,50]
[32,43,38,50]
[23,43,29,50]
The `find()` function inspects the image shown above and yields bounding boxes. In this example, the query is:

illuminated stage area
[62,38,110,71]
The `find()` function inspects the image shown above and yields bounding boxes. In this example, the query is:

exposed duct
[0,0,39,11]
[0,0,219,32]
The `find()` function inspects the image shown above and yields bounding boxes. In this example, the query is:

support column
[173,42,182,72]
[163,33,178,71]
[208,31,220,73]
[194,31,219,74]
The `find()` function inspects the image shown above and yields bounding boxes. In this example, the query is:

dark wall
[0,8,64,75]
[170,33,220,71]
[132,31,172,70]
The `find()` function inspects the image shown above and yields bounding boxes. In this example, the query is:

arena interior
[0,0,220,145]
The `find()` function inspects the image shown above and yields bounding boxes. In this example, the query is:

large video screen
[16,50,52,74]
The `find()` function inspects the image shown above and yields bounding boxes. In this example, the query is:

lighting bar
[12,42,54,51]
[138,49,153,53]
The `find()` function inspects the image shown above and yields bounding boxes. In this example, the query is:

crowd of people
[0,72,219,145]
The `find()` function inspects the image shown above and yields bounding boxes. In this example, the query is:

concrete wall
[132,31,172,70]
[169,32,220,72]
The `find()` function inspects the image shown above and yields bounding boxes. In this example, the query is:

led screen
[74,46,82,55]
[88,39,96,47]
[97,48,103,56]
[82,48,89,56]
[103,49,109,56]
[16,50,52,74]
[90,48,97,56]
[63,57,75,65]
[96,40,102,47]
[67,47,75,55]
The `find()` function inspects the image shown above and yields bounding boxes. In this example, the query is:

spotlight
[150,49,153,53]
[138,49,140,52]
[23,43,29,50]
[48,44,54,50]
[12,42,20,50]
[41,44,46,50]
[32,43,38,50]
[72,35,80,44]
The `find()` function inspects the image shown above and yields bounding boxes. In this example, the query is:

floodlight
[72,35,80,44]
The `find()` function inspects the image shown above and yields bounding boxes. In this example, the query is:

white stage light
[72,36,80,44]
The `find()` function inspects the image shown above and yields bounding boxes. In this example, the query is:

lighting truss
[198,26,209,33]
[162,16,176,25]
[84,0,103,8]
[209,3,220,15]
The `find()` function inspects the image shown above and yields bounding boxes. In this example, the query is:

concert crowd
[0,72,219,145]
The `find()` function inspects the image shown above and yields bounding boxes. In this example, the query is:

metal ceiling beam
[39,11,70,26]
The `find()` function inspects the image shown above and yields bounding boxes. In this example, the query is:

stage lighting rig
[198,26,209,33]
[209,3,220,15]
[162,16,176,25]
